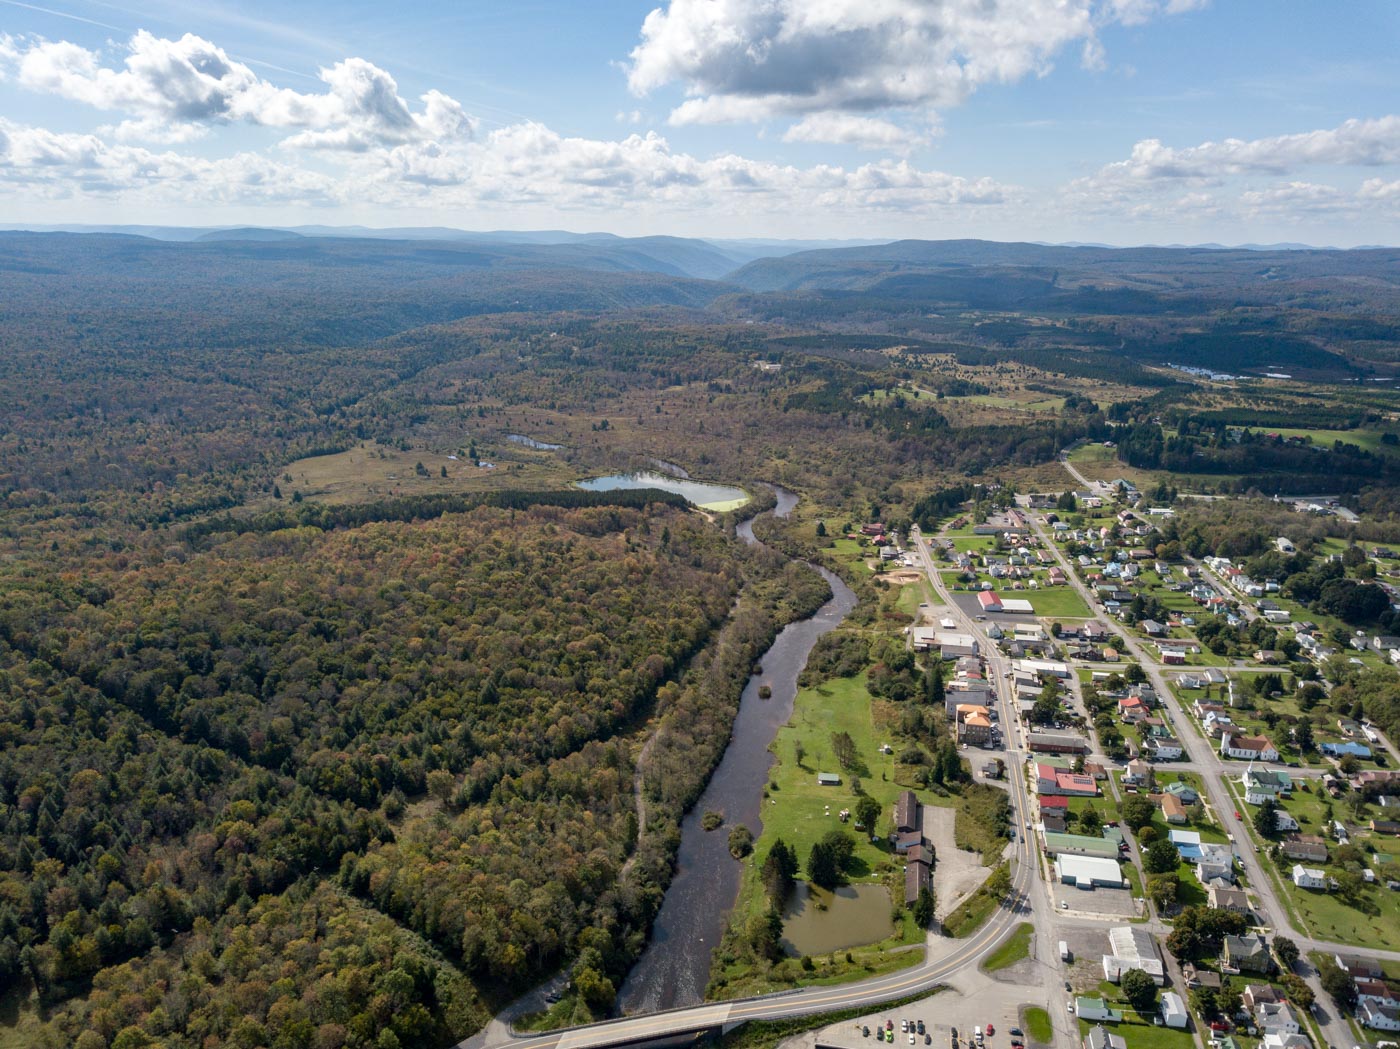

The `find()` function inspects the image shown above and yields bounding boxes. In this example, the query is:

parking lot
[1052,883,1139,920]
[801,979,1048,1049]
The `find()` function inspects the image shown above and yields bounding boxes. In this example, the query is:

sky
[0,0,1398,244]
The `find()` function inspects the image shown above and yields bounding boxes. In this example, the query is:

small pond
[575,472,749,511]
[507,434,563,451]
[779,881,895,957]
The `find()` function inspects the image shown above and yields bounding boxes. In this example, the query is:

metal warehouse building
[1055,854,1126,889]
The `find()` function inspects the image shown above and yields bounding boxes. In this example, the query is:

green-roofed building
[1041,831,1121,859]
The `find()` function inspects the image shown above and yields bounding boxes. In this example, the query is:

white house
[1261,1034,1312,1049]
[1256,1001,1302,1035]
[1160,992,1189,1029]
[1274,810,1300,832]
[1221,732,1280,761]
[1359,1001,1400,1031]
[1292,865,1328,889]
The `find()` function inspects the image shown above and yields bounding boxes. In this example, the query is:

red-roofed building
[1056,772,1099,797]
[978,591,1003,613]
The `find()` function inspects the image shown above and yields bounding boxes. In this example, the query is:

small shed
[817,772,841,786]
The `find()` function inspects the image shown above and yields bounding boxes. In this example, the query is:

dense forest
[3,231,1400,1047]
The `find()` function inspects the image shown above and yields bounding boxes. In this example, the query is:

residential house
[1182,963,1222,989]
[1160,992,1189,1029]
[1282,837,1328,863]
[1083,1026,1126,1049]
[1119,695,1150,724]
[1158,793,1188,824]
[1125,759,1154,788]
[1273,809,1300,832]
[1150,737,1185,761]
[1141,619,1167,637]
[1223,934,1273,975]
[1243,767,1293,804]
[1164,780,1200,804]
[1334,955,1384,979]
[1359,1002,1400,1032]
[1243,985,1281,1011]
[1076,998,1124,1023]
[1255,1000,1302,1036]
[1292,865,1328,890]
[1261,1035,1311,1049]
[1209,885,1250,914]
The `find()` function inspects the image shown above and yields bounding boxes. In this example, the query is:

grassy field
[983,923,1034,972]
[751,672,908,922]
[1225,778,1400,950]
[1024,1006,1054,1044]
[1077,992,1197,1049]
[1260,426,1400,457]
[1027,588,1092,619]
[272,438,574,505]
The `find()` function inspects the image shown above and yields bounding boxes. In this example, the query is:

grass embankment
[709,671,926,999]
[716,989,943,1047]
[1023,1006,1053,1044]
[983,923,1034,972]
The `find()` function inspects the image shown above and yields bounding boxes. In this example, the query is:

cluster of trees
[0,502,795,1034]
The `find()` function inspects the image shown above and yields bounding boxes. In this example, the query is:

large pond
[617,485,859,1013]
[576,472,749,512]
[507,434,563,451]
[779,882,894,957]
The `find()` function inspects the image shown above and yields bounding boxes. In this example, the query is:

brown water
[779,882,895,957]
[616,486,858,1013]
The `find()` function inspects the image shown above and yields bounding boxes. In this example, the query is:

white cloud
[3,31,476,150]
[0,110,1013,219]
[1087,116,1400,186]
[625,0,1201,126]
[782,113,927,151]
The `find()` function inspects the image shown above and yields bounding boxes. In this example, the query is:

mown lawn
[1028,588,1092,619]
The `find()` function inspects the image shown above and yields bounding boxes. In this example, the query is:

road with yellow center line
[466,526,1040,1049]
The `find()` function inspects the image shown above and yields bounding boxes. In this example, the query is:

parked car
[1010,1029,1023,1037]
[987,1025,995,1036]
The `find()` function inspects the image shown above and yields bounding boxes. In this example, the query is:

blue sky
[1,0,1397,243]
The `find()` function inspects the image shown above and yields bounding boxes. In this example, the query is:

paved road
[462,492,1393,1049]
[459,892,1031,1049]
[1023,502,1368,1049]
[910,527,1074,1049]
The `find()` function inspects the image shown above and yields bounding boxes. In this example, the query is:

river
[617,486,858,1014]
